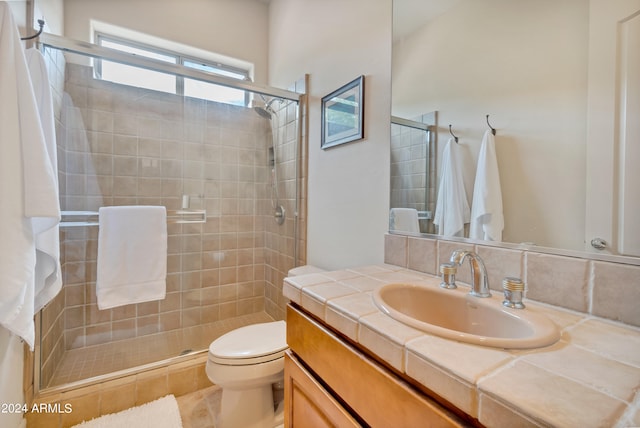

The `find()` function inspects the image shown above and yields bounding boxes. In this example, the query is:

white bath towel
[470,130,504,241]
[389,208,420,234]
[433,138,470,237]
[96,206,167,310]
[0,3,60,349]
[26,47,63,312]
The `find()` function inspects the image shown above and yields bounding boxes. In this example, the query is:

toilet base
[274,399,284,426]
[218,384,276,428]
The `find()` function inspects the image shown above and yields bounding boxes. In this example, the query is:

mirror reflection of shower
[253,96,286,225]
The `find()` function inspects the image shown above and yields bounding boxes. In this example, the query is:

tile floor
[176,383,285,428]
[48,312,274,387]
[176,385,222,428]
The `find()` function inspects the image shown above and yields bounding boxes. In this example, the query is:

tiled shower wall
[390,122,435,234]
[38,55,306,387]
[263,79,308,320]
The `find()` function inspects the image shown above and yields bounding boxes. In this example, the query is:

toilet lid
[208,321,287,365]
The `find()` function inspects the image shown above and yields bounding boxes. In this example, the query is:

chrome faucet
[449,250,492,298]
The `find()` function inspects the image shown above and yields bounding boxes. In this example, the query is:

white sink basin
[373,282,560,349]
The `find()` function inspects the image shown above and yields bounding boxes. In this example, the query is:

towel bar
[59,209,207,227]
[417,211,432,220]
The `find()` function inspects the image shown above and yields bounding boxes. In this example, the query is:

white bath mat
[72,395,183,428]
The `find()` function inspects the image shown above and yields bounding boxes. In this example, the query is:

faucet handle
[502,277,526,309]
[439,263,457,289]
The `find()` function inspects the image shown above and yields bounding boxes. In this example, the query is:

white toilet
[206,320,287,428]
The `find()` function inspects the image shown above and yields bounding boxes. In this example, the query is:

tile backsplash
[385,234,640,327]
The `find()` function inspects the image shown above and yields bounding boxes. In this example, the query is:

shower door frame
[38,34,301,103]
[34,33,304,395]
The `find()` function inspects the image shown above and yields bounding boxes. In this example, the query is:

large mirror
[391,0,640,260]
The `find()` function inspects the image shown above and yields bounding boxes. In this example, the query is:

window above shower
[95,33,252,106]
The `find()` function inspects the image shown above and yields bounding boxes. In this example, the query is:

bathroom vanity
[285,304,471,427]
[283,265,640,427]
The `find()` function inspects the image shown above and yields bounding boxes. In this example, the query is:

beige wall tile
[219,302,238,319]
[592,261,640,327]
[100,379,136,416]
[60,391,101,427]
[384,234,407,267]
[526,253,589,312]
[85,323,111,347]
[64,284,85,307]
[110,304,135,322]
[26,405,62,428]
[475,246,523,292]
[237,298,255,316]
[168,365,198,397]
[137,301,159,316]
[136,368,168,406]
[201,305,220,324]
[112,319,136,341]
[407,236,437,274]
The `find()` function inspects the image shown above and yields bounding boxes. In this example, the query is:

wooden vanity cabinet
[285,352,362,427]
[285,304,470,428]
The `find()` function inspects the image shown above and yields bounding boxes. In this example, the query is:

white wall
[63,0,270,84]
[35,0,64,36]
[268,0,392,270]
[393,0,588,250]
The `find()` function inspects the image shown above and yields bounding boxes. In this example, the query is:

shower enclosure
[35,34,307,392]
[390,115,434,234]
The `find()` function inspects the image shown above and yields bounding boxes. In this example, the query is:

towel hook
[21,19,45,41]
[448,125,459,143]
[486,114,496,135]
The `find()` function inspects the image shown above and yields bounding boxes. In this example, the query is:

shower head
[253,105,273,119]
[251,97,284,120]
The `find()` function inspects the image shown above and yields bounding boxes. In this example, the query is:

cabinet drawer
[286,305,465,428]
[285,351,362,427]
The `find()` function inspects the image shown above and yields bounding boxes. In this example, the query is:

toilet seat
[208,320,287,366]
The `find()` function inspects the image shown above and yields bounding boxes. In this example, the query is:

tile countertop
[283,264,640,428]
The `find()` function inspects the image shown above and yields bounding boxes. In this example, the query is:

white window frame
[95,33,251,106]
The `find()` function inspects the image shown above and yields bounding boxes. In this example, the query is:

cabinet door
[284,351,362,428]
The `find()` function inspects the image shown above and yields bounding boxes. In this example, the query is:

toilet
[287,265,326,276]
[206,267,324,428]
[206,321,287,428]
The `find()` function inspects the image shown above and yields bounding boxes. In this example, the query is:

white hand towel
[470,130,504,241]
[433,138,470,237]
[389,208,420,233]
[0,3,60,349]
[96,206,168,310]
[26,47,63,312]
